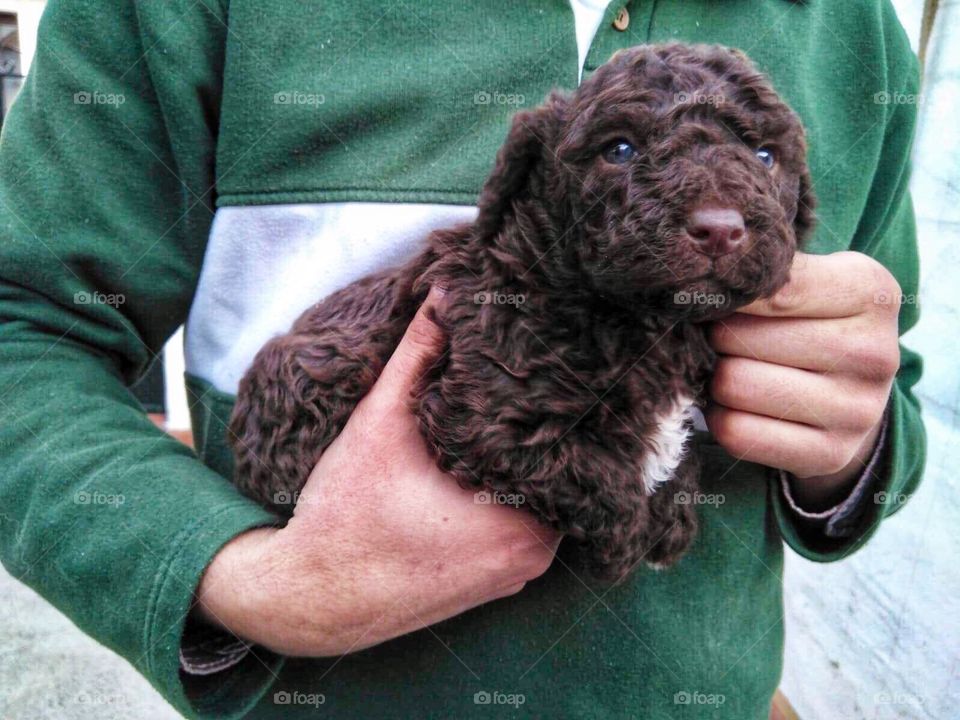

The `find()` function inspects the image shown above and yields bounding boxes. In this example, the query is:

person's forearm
[192,525,385,658]
[193,527,288,645]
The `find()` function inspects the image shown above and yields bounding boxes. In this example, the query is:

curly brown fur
[228,44,815,582]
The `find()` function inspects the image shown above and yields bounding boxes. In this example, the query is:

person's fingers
[707,314,891,374]
[361,286,448,415]
[736,251,900,319]
[709,356,884,431]
[704,404,861,478]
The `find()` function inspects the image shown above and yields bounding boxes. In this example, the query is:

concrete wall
[0,0,45,72]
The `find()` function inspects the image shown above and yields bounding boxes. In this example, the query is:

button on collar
[613,7,630,31]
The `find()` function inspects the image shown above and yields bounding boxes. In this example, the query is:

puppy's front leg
[641,452,700,571]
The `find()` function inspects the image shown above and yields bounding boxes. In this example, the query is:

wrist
[192,526,283,642]
[193,524,364,657]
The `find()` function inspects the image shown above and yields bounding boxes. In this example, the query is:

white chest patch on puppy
[640,393,695,494]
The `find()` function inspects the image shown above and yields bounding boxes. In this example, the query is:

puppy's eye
[756,148,775,168]
[603,140,636,165]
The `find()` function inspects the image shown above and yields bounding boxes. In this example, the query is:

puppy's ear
[793,166,816,246]
[474,93,566,241]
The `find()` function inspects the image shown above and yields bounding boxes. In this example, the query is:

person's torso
[182,2,897,717]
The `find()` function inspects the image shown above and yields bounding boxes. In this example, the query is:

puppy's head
[475,44,815,319]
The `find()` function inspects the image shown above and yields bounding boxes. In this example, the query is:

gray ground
[0,568,179,719]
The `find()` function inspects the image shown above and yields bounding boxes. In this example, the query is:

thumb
[364,285,448,413]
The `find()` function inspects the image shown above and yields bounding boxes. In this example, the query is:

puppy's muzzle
[685,206,746,257]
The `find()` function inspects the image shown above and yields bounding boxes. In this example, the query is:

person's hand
[195,287,561,656]
[706,252,901,510]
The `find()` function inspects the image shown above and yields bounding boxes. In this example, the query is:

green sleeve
[772,1,926,561]
[0,1,283,717]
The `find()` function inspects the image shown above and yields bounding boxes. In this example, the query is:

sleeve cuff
[771,392,910,562]
[779,407,889,539]
[148,501,286,720]
[180,616,252,676]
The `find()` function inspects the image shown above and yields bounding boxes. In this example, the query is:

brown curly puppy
[228,43,815,581]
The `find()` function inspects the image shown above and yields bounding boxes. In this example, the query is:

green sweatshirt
[0,1,924,719]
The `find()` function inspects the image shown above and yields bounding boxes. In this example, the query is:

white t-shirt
[569,0,613,82]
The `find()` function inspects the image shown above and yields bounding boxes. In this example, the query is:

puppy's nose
[686,207,746,257]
